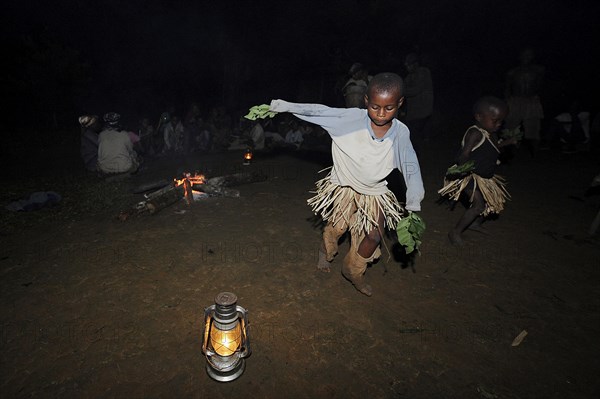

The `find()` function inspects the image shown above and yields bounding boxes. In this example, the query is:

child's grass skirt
[438,173,510,216]
[307,170,404,237]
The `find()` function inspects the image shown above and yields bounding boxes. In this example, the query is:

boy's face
[475,106,506,133]
[365,89,404,127]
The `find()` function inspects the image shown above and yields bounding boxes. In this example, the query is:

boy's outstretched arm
[269,100,358,134]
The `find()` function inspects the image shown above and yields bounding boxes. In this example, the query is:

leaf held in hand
[446,161,475,176]
[244,104,277,120]
[501,126,523,141]
[396,212,426,254]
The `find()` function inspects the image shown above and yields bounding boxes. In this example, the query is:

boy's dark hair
[367,72,403,96]
[473,96,508,115]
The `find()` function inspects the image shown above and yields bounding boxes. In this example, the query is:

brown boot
[342,250,373,296]
[323,222,348,261]
[316,249,331,272]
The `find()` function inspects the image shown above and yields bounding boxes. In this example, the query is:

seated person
[544,101,590,153]
[249,120,265,150]
[97,112,139,175]
[284,120,304,149]
[79,115,101,172]
[136,117,155,155]
[162,114,184,153]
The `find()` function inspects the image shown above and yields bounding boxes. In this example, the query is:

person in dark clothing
[402,52,434,156]
[78,115,101,172]
[438,96,517,246]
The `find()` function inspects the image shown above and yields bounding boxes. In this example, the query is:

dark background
[2,0,599,141]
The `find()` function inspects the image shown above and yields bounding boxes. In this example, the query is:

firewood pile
[118,171,267,221]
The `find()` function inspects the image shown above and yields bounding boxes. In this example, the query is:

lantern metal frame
[201,292,251,382]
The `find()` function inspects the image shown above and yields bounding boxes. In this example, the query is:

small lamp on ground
[243,148,253,165]
[201,292,251,382]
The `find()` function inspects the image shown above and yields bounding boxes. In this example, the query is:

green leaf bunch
[244,104,277,120]
[500,126,523,141]
[446,160,475,176]
[396,212,426,254]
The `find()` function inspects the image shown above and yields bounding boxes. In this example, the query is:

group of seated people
[227,116,329,152]
[542,101,595,153]
[79,109,332,176]
[78,104,233,175]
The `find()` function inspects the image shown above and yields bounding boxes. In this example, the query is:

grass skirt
[307,170,404,237]
[438,174,510,216]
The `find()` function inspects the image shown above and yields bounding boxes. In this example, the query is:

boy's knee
[365,228,382,244]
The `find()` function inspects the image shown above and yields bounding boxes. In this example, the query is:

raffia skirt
[307,170,405,237]
[438,173,510,216]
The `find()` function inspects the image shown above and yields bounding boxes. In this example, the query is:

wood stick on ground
[205,171,267,187]
[145,185,185,214]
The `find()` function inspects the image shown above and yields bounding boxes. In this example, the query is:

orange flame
[174,172,206,187]
[174,172,206,204]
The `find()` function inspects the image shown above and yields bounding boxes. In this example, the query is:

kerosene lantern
[243,148,253,165]
[201,292,251,382]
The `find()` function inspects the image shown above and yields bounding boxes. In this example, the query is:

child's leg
[342,211,385,296]
[468,215,488,234]
[449,186,485,246]
[317,222,348,272]
[357,211,385,258]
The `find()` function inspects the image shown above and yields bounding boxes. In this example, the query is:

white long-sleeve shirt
[269,100,424,211]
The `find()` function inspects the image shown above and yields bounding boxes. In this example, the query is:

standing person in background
[342,63,371,109]
[402,52,434,157]
[504,47,545,157]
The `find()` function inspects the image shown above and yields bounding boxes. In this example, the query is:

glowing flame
[209,322,243,357]
[174,172,206,187]
[174,172,206,204]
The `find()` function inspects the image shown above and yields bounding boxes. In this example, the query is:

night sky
[3,0,599,134]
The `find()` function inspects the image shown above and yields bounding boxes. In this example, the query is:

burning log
[146,184,185,214]
[132,179,171,194]
[193,184,240,198]
[120,171,266,219]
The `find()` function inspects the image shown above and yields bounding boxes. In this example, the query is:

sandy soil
[1,130,599,398]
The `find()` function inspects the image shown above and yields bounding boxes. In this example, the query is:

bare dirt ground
[1,127,599,398]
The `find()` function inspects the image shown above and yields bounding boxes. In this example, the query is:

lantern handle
[201,305,216,356]
[236,305,251,358]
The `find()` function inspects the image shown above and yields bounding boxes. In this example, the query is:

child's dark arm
[456,128,481,164]
[498,137,518,148]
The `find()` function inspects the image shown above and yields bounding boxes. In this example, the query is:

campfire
[119,170,268,220]
[174,172,206,205]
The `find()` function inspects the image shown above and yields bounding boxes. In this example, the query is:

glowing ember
[174,172,206,204]
[174,172,206,187]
